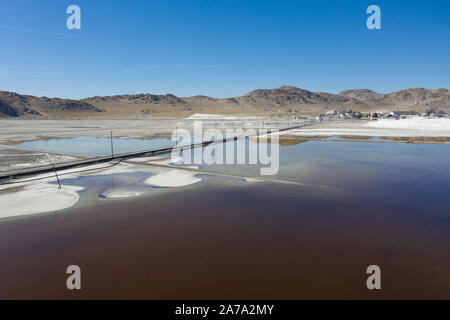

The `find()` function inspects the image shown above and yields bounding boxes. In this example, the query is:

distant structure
[320,109,448,120]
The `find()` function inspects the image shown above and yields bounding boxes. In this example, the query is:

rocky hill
[339,89,380,100]
[230,86,365,113]
[0,91,102,118]
[368,88,450,112]
[81,93,192,116]
[1,86,449,118]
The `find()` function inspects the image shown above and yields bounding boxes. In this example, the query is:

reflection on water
[62,172,158,202]
[18,137,175,156]
[16,133,308,158]
[1,139,450,299]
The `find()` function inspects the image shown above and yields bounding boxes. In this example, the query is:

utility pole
[110,131,114,158]
[53,164,61,189]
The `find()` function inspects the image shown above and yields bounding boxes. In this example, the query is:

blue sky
[0,0,449,99]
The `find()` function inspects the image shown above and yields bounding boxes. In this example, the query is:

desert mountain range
[1,86,449,118]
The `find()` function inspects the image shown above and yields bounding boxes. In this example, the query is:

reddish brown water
[1,141,449,299]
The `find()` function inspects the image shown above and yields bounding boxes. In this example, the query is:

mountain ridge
[1,86,449,118]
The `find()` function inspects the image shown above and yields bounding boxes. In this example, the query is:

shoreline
[0,116,449,219]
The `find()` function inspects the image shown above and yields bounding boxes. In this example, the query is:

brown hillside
[1,86,449,118]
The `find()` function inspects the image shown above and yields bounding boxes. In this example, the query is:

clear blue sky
[0,0,449,99]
